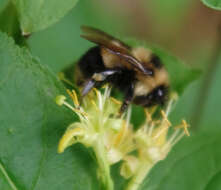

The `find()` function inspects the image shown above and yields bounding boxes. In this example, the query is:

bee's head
[133,85,169,107]
[145,85,169,107]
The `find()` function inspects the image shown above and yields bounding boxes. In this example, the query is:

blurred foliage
[11,0,78,34]
[0,0,8,13]
[202,0,221,10]
[200,61,221,130]
[0,0,221,189]
[144,0,193,27]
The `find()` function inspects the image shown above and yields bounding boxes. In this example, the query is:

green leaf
[0,32,98,189]
[202,0,221,10]
[125,39,201,95]
[0,2,21,43]
[141,131,221,190]
[198,60,221,130]
[28,0,127,73]
[11,0,78,34]
[0,0,8,13]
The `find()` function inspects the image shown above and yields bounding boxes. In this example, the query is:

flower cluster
[56,86,189,190]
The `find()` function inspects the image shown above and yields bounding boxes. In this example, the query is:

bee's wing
[81,25,130,53]
[81,26,153,75]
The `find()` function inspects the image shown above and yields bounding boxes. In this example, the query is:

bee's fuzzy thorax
[132,47,152,63]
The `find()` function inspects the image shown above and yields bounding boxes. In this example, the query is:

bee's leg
[82,70,121,96]
[120,83,134,114]
[82,79,96,96]
[92,70,121,82]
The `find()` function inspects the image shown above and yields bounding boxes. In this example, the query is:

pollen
[67,89,80,108]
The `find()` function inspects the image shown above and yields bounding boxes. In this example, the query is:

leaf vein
[0,161,19,190]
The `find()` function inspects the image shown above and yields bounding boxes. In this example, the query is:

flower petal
[58,123,85,153]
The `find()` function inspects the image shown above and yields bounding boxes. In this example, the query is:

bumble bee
[75,26,169,113]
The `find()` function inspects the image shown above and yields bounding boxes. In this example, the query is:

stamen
[153,125,169,140]
[63,101,76,112]
[160,110,171,126]
[165,92,178,116]
[90,99,99,112]
[171,131,185,146]
[182,120,190,136]
[144,109,152,124]
[101,84,109,89]
[110,97,121,105]
[63,101,88,120]
[55,95,66,106]
[72,90,80,107]
[147,123,154,137]
[149,106,157,116]
[103,86,111,101]
[58,72,75,88]
[113,120,127,147]
[166,129,180,145]
[175,120,190,136]
[93,88,103,110]
[66,89,79,108]
[165,99,173,116]
[126,106,132,128]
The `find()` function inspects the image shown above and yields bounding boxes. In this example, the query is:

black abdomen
[78,46,105,78]
[77,46,135,94]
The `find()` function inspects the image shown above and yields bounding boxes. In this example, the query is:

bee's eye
[133,85,169,107]
[147,85,168,106]
[157,88,164,97]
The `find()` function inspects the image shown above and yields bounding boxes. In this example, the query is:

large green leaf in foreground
[0,32,98,190]
[11,0,78,34]
[202,0,221,10]
[141,131,221,190]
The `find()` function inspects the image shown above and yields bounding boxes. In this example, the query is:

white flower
[121,99,190,190]
[56,87,190,190]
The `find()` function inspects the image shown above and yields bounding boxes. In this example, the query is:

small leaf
[141,131,221,190]
[11,0,78,34]
[0,32,98,190]
[202,0,221,10]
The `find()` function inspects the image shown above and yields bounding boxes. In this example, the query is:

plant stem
[94,140,114,190]
[126,164,151,190]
